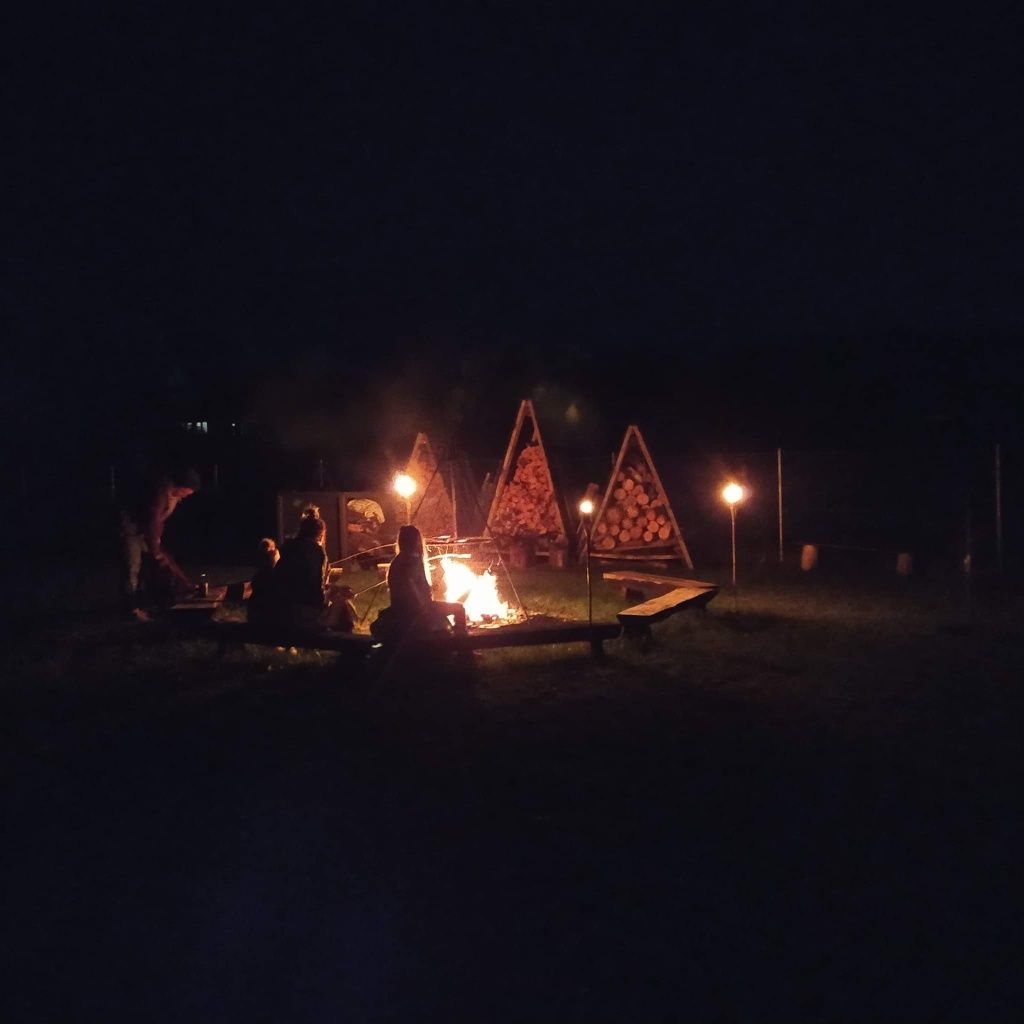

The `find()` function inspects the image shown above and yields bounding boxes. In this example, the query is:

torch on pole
[579,498,595,630]
[393,473,417,527]
[721,482,746,610]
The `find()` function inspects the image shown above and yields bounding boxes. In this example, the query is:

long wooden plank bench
[607,572,720,644]
[201,618,621,665]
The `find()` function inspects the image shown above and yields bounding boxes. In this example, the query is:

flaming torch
[393,473,417,526]
[579,497,595,629]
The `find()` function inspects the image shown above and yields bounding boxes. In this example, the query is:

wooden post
[995,443,1003,572]
[450,456,458,539]
[965,507,973,619]
[776,447,784,564]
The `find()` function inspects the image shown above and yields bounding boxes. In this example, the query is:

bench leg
[624,624,653,651]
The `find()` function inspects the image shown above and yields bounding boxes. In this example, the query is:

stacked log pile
[593,458,673,551]
[489,443,563,540]
[406,433,455,539]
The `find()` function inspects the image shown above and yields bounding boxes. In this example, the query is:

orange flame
[441,556,511,624]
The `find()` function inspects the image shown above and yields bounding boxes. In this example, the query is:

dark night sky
[7,4,1024,463]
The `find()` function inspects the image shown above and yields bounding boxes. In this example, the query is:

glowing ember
[441,556,511,624]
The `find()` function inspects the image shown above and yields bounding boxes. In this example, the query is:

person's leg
[121,533,149,619]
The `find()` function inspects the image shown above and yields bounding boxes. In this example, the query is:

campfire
[439,555,515,625]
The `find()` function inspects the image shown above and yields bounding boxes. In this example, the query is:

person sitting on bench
[272,516,356,631]
[246,538,280,628]
[273,514,331,628]
[373,525,467,642]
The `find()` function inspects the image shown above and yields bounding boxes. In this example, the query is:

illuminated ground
[4,565,1023,1020]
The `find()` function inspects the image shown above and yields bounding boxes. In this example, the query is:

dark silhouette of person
[379,524,467,639]
[119,467,200,620]
[274,515,330,628]
[247,537,280,628]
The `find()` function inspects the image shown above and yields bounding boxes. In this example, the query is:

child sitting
[247,537,280,627]
[326,583,358,634]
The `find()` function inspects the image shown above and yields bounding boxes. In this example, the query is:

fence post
[777,447,784,564]
[995,443,1003,572]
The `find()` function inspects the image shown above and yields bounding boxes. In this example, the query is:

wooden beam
[617,586,719,625]
[632,425,694,569]
[603,571,717,591]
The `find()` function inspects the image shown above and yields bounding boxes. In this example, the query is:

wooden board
[169,585,228,611]
[603,571,717,591]
[203,621,375,653]
[433,620,619,652]
[617,586,719,626]
[203,618,618,655]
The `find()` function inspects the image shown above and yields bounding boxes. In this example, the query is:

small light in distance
[579,498,594,516]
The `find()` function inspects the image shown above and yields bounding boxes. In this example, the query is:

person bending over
[119,466,200,620]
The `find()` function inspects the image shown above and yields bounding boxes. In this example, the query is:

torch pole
[730,504,737,588]
[995,443,1003,573]
[777,447,784,565]
[585,523,593,630]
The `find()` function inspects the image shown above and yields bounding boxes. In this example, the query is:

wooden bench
[201,621,376,666]
[605,572,719,644]
[167,586,229,620]
[201,617,621,667]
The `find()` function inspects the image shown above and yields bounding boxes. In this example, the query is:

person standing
[120,467,200,620]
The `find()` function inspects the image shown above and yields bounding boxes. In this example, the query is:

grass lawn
[4,561,1024,1020]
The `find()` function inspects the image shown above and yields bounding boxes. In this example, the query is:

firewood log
[658,525,671,541]
[623,478,634,491]
[614,487,626,501]
[606,507,622,524]
[643,530,654,543]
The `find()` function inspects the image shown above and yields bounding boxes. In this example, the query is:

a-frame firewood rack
[405,432,457,539]
[589,425,693,568]
[486,399,569,551]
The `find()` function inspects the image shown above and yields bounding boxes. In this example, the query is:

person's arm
[146,492,191,586]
